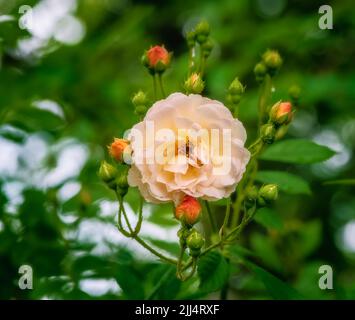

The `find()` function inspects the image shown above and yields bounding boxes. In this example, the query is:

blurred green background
[0,0,354,299]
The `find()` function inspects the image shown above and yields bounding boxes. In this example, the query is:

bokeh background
[0,0,354,299]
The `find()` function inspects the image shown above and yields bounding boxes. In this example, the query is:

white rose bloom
[127,93,250,204]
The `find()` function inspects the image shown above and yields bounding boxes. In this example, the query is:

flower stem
[116,195,177,265]
[158,74,166,97]
[219,197,231,239]
[204,200,217,233]
[258,74,272,127]
[152,75,158,100]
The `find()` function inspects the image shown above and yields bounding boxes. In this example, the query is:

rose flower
[127,93,250,204]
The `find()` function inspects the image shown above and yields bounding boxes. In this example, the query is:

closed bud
[187,231,205,257]
[262,49,282,76]
[254,62,267,83]
[186,31,196,48]
[135,105,148,117]
[132,91,148,106]
[108,138,130,163]
[288,85,301,105]
[184,73,205,94]
[177,227,192,247]
[175,195,201,227]
[258,184,278,206]
[201,39,214,58]
[228,77,245,96]
[195,20,210,44]
[245,185,259,209]
[143,45,171,74]
[98,161,118,189]
[116,167,129,197]
[270,101,293,126]
[260,123,276,144]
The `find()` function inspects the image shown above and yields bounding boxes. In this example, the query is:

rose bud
[262,49,282,76]
[184,73,205,94]
[227,77,245,106]
[195,20,210,44]
[186,30,196,48]
[142,45,171,74]
[260,123,276,144]
[288,85,301,105]
[175,195,202,226]
[254,62,267,83]
[116,167,129,197]
[269,101,293,126]
[109,138,130,163]
[201,39,214,58]
[245,185,259,208]
[186,230,205,257]
[98,161,118,189]
[132,90,148,106]
[258,184,278,206]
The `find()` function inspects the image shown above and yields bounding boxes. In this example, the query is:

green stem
[134,196,144,234]
[258,74,272,126]
[116,195,177,265]
[133,235,178,265]
[147,267,175,299]
[118,197,134,233]
[199,48,205,76]
[205,200,217,233]
[158,74,166,97]
[152,75,157,100]
[219,197,231,239]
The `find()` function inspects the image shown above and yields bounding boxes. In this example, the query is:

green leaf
[297,220,322,258]
[245,261,304,300]
[323,179,355,186]
[197,250,229,293]
[250,233,282,272]
[115,265,145,299]
[260,139,336,164]
[254,207,283,230]
[256,170,311,195]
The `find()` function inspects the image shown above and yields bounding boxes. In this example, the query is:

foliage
[0,0,355,300]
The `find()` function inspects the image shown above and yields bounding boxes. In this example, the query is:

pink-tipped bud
[108,138,130,163]
[270,101,293,126]
[175,195,201,226]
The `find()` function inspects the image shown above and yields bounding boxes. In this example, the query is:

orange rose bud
[175,195,201,226]
[143,45,171,73]
[109,138,130,163]
[270,101,293,126]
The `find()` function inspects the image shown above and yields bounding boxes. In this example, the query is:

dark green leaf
[254,207,283,230]
[197,250,229,293]
[323,179,355,186]
[245,261,304,300]
[260,139,336,164]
